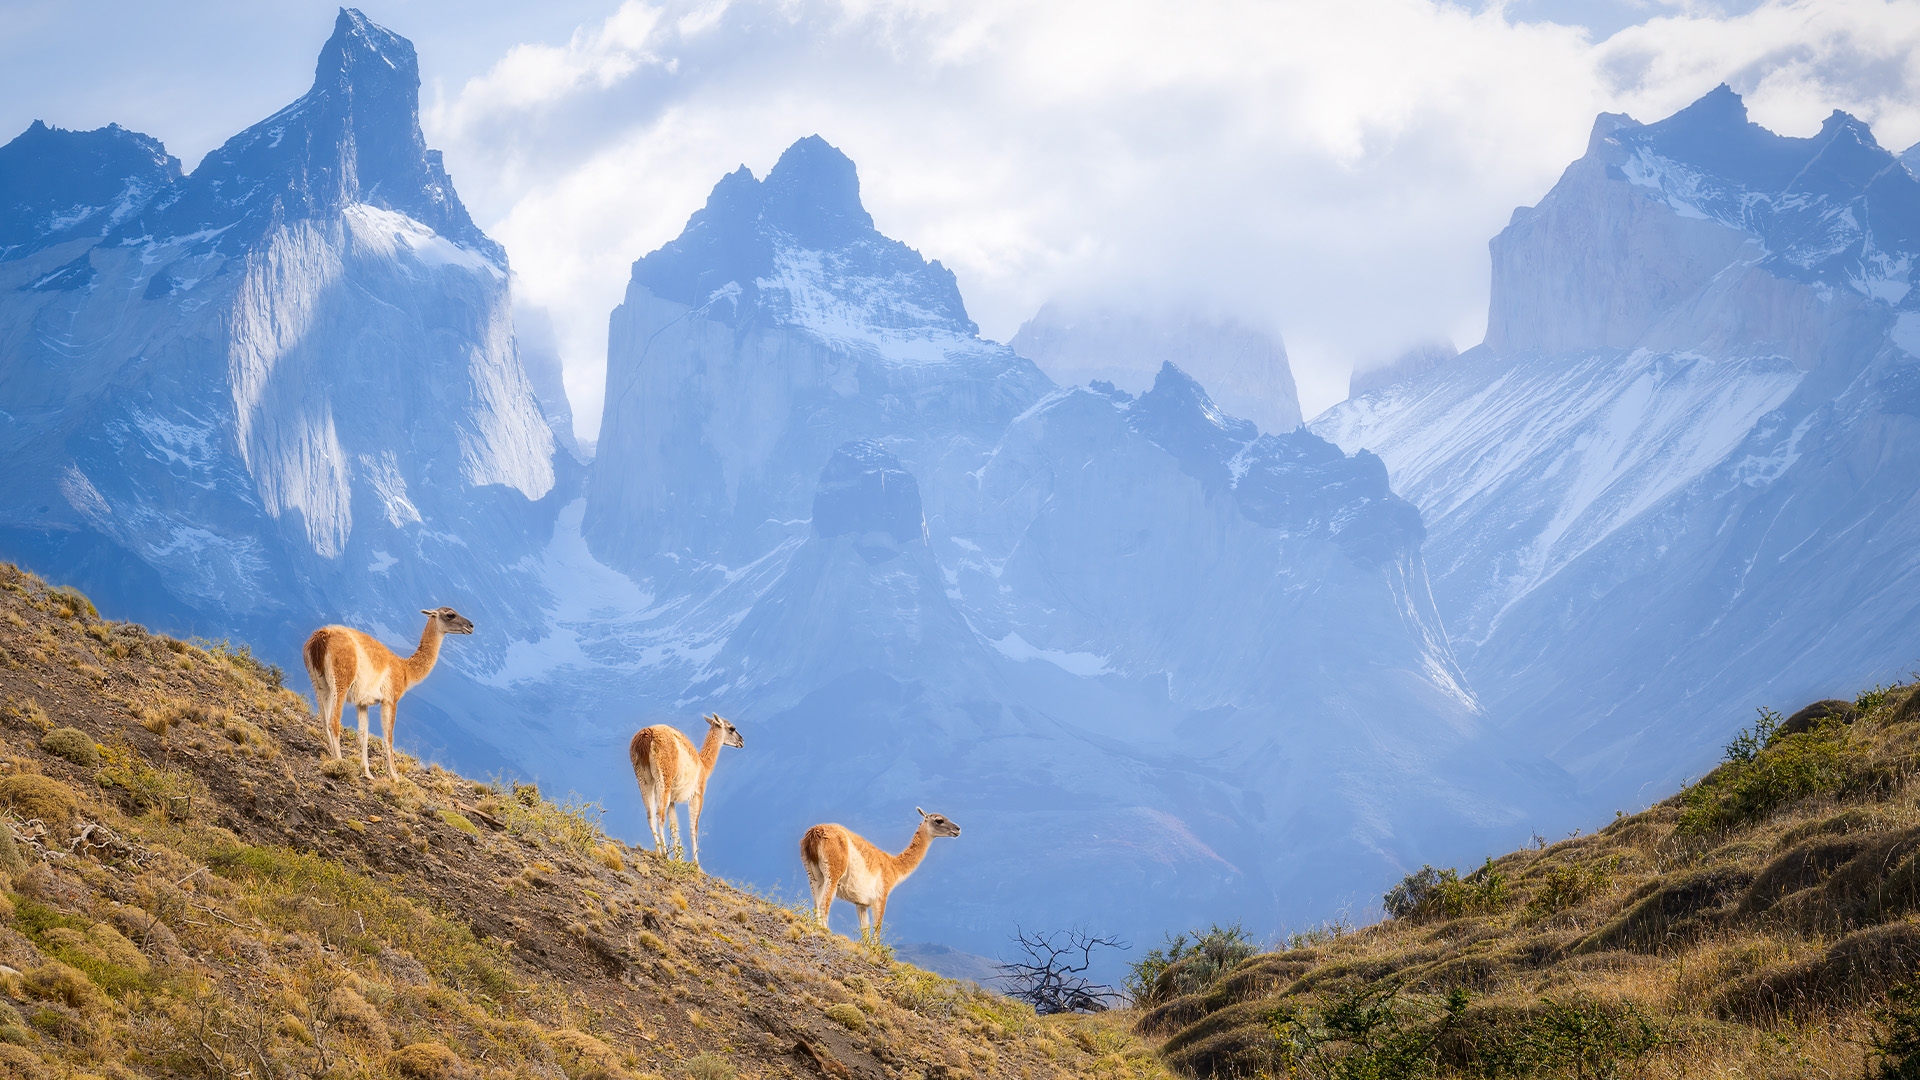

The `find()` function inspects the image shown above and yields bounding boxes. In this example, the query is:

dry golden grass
[1144,689,1920,1078]
[0,564,1164,1080]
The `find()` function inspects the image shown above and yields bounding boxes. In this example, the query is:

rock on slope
[562,135,1559,960]
[0,564,1165,1080]
[1313,86,1920,809]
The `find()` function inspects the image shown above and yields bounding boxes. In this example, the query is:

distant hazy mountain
[554,134,1545,956]
[1315,86,1920,809]
[1011,302,1303,435]
[1349,341,1458,398]
[0,9,566,766]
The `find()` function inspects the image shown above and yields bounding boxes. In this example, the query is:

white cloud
[423,0,1920,438]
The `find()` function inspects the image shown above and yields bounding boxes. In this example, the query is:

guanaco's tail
[304,629,334,701]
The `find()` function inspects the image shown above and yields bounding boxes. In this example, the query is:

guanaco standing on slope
[801,808,961,938]
[305,607,473,781]
[629,714,745,868]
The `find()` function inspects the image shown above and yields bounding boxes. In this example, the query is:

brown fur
[304,607,472,781]
[628,714,742,868]
[800,810,959,937]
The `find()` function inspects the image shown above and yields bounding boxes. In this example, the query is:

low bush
[389,1042,458,1080]
[1679,720,1848,836]
[38,727,98,767]
[1128,923,1258,1006]
[1385,859,1510,922]
[1522,857,1617,919]
[0,774,77,826]
[824,1002,867,1032]
[94,742,198,819]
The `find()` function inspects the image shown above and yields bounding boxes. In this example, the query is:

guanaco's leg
[687,792,704,868]
[872,894,888,935]
[856,904,872,938]
[380,699,400,781]
[809,867,836,927]
[642,786,664,853]
[665,801,685,860]
[357,704,374,780]
[321,682,345,759]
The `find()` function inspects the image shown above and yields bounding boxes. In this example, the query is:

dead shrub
[0,775,77,826]
[0,1043,44,1080]
[323,986,392,1048]
[390,1042,460,1080]
[546,1029,627,1080]
[24,961,107,1011]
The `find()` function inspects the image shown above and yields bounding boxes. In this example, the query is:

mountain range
[1315,86,1920,809]
[6,9,1919,973]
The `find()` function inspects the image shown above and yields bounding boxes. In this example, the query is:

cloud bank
[426,0,1920,435]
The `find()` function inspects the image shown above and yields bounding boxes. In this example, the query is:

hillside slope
[1141,685,1920,1078]
[0,565,1165,1080]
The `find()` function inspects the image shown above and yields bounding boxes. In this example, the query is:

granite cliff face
[556,136,1550,956]
[1315,87,1920,807]
[0,10,562,763]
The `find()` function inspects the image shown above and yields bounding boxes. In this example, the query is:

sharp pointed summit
[760,134,875,247]
[137,7,497,261]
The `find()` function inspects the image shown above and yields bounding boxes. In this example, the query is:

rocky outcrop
[1315,86,1920,813]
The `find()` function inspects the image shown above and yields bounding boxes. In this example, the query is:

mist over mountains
[4,9,1919,971]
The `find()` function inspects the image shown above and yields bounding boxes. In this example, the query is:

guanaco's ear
[420,609,435,616]
[916,806,926,818]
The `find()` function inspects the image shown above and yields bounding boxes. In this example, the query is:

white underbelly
[837,855,886,905]
[346,641,393,704]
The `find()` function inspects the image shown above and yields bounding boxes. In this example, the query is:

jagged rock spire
[133,8,498,260]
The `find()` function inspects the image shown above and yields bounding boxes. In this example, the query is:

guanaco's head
[917,807,961,838]
[421,607,475,635]
[706,713,745,749]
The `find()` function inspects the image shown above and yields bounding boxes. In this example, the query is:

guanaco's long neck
[401,619,446,687]
[886,822,934,885]
[697,725,726,776]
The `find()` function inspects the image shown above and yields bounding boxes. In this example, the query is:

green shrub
[46,586,95,621]
[1519,997,1662,1077]
[1678,726,1846,836]
[38,726,99,767]
[1127,923,1258,1005]
[1523,857,1617,919]
[1728,707,1782,762]
[1386,859,1510,922]
[1874,978,1920,1079]
[1269,983,1464,1080]
[823,1002,866,1032]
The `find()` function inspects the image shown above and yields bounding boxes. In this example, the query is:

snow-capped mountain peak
[141,7,499,263]
[1316,85,1920,818]
[627,134,975,346]
[0,121,180,260]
